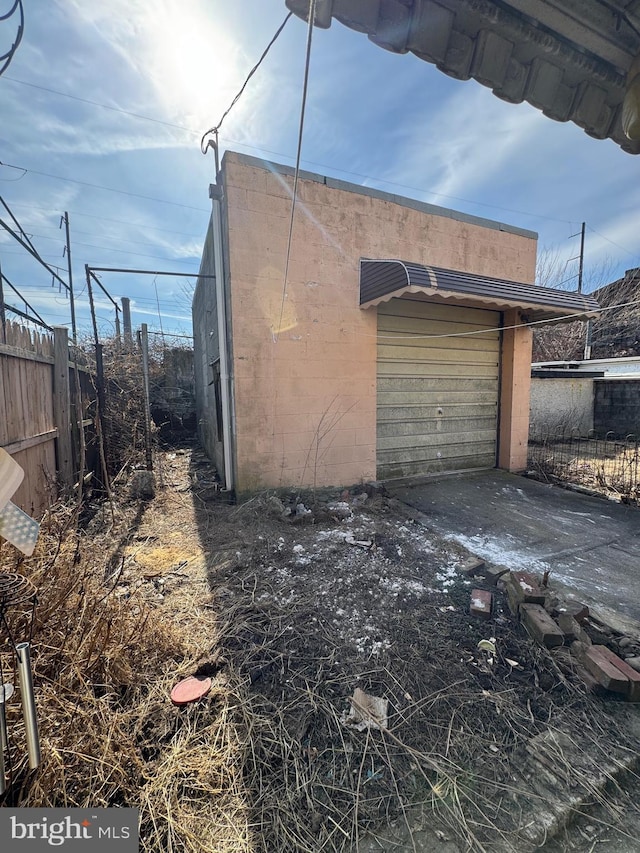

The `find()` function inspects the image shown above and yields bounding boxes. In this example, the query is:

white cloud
[384,83,547,202]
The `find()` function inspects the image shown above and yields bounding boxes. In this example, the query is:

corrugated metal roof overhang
[285,0,640,155]
[360,259,600,322]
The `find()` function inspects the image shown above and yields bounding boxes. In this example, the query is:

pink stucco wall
[223,153,537,492]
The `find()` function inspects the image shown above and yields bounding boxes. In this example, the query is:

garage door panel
[378,393,498,410]
[378,344,500,364]
[378,379,498,397]
[378,442,496,470]
[377,299,500,479]
[379,299,500,326]
[378,404,498,425]
[378,452,496,480]
[378,317,500,345]
[377,361,499,379]
[377,425,498,449]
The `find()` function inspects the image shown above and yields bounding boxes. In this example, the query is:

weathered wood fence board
[0,321,95,517]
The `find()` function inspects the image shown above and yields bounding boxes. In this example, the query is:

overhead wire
[1,73,577,225]
[2,272,50,328]
[586,225,640,262]
[0,160,208,212]
[200,11,293,152]
[275,0,317,341]
[372,294,640,342]
[17,231,199,265]
[2,201,202,237]
[0,197,70,292]
[2,74,200,133]
[0,0,24,78]
[0,194,39,254]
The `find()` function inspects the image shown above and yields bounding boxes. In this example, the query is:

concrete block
[520,604,564,648]
[470,589,493,619]
[557,602,589,623]
[591,646,640,702]
[460,557,485,577]
[506,571,546,605]
[557,613,578,642]
[556,612,594,645]
[506,582,521,617]
[481,564,510,585]
[582,646,630,696]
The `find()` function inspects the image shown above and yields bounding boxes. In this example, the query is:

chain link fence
[528,429,640,502]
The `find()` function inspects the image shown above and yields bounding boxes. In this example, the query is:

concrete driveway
[391,470,640,625]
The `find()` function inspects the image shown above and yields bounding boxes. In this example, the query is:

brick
[553,647,603,694]
[482,564,510,586]
[557,613,585,643]
[592,646,640,702]
[558,602,589,623]
[583,646,630,696]
[557,613,577,642]
[506,582,521,617]
[470,589,493,619]
[520,604,564,648]
[570,640,591,658]
[506,571,546,605]
[460,557,485,577]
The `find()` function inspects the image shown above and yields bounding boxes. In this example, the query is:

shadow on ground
[182,445,640,853]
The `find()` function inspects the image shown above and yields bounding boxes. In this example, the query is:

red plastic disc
[170,675,212,706]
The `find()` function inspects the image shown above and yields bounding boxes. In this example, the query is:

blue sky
[0,0,639,340]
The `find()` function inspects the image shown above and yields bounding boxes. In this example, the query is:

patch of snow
[379,577,434,596]
[315,529,350,542]
[444,533,552,575]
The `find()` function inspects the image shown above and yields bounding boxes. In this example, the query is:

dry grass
[205,573,640,853]
[0,500,251,852]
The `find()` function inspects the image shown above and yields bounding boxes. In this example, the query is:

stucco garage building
[193,151,598,494]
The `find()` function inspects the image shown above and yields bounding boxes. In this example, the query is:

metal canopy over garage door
[377,298,501,480]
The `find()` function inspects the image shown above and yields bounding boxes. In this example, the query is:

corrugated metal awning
[360,259,600,322]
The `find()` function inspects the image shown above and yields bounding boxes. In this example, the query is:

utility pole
[578,223,592,359]
[121,296,132,344]
[139,323,153,471]
[0,258,6,343]
[61,212,77,342]
[570,221,591,359]
[577,221,585,294]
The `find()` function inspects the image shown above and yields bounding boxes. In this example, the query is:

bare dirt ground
[114,443,640,853]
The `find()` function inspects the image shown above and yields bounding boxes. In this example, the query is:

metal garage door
[377,298,501,480]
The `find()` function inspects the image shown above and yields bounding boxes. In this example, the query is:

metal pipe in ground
[0,692,7,796]
[0,684,8,753]
[139,323,153,471]
[16,643,41,770]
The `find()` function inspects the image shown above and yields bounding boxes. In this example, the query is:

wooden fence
[0,321,95,517]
